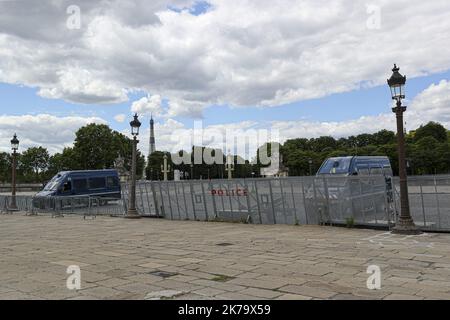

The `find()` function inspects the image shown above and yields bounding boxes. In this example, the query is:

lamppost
[125,114,142,219]
[10,134,19,211]
[190,163,194,180]
[387,64,420,234]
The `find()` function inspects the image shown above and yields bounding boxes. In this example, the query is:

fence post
[299,178,308,225]
[419,184,426,228]
[174,183,182,220]
[278,179,288,224]
[227,180,234,221]
[201,182,209,221]
[243,179,252,223]
[165,182,174,220]
[209,180,218,219]
[189,181,197,221]
[181,181,189,220]
[323,177,331,225]
[254,180,263,224]
[434,177,442,229]
[268,179,277,224]
[312,177,320,224]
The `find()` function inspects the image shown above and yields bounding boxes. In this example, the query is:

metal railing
[131,175,450,232]
[1,194,126,218]
[393,175,450,232]
[2,175,449,232]
[131,176,396,227]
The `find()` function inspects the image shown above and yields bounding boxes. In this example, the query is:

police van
[317,156,393,177]
[35,170,121,200]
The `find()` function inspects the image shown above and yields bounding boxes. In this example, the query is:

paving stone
[193,287,227,297]
[275,293,313,300]
[2,215,450,300]
[77,286,125,298]
[239,287,282,299]
[229,278,289,290]
[383,294,423,300]
[278,285,337,299]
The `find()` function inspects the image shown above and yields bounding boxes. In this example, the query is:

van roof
[59,169,118,175]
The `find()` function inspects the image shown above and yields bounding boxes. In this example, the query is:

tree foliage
[0,121,449,183]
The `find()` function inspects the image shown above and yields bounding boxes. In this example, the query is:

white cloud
[0,0,449,116]
[0,114,106,154]
[114,114,127,123]
[0,80,447,160]
[131,94,163,116]
[140,80,450,158]
[37,68,128,104]
[409,80,450,123]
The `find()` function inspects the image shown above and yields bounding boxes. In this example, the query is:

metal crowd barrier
[31,195,127,218]
[130,176,397,228]
[0,194,126,218]
[0,195,34,214]
[2,175,449,232]
[393,175,450,232]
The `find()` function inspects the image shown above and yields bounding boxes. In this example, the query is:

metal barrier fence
[132,176,397,228]
[394,175,450,232]
[2,175,449,232]
[1,194,126,218]
[0,195,34,214]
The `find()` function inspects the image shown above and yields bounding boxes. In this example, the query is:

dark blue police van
[35,170,121,199]
[317,156,393,177]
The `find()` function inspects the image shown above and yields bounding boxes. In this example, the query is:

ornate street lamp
[10,134,19,210]
[125,114,142,219]
[387,64,420,234]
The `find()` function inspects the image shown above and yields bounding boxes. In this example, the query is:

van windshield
[318,158,352,175]
[44,175,64,191]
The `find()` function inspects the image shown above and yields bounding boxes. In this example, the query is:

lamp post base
[392,218,422,235]
[124,209,141,219]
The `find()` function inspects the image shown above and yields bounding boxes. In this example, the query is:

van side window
[62,180,72,192]
[370,166,383,175]
[73,179,88,191]
[89,177,106,189]
[357,166,369,176]
[106,176,119,188]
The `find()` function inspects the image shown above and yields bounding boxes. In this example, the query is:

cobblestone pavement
[1,214,450,300]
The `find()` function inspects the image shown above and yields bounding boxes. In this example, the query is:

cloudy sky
[1,0,450,156]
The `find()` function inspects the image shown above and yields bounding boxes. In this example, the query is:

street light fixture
[387,64,420,234]
[125,114,142,219]
[10,134,19,210]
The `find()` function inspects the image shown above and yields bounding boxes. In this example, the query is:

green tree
[414,121,448,143]
[71,123,145,176]
[0,152,11,183]
[20,147,50,181]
